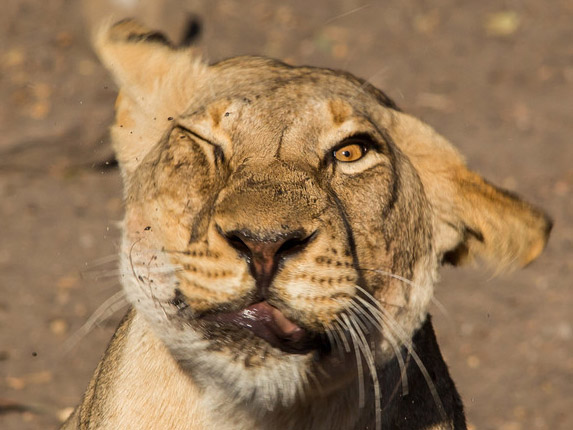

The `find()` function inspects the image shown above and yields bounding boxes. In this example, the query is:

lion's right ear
[94,19,208,175]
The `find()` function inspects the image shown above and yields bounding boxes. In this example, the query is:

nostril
[224,232,253,258]
[276,231,316,258]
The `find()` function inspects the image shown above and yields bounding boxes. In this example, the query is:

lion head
[95,20,551,414]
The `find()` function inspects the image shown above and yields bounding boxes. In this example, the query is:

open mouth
[202,301,322,354]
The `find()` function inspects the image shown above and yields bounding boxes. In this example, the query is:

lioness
[62,20,551,430]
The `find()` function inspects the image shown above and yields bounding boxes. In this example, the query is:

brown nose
[221,229,315,298]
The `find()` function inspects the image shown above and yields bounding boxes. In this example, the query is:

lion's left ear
[390,112,552,269]
[94,19,208,175]
[441,169,552,268]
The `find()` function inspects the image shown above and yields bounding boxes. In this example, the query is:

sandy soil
[1,1,571,429]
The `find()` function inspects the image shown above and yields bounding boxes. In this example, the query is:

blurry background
[0,0,571,429]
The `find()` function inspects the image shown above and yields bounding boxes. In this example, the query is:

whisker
[355,268,451,396]
[357,268,450,322]
[86,251,179,283]
[82,254,119,268]
[336,315,365,410]
[323,4,372,25]
[60,290,127,356]
[333,319,352,354]
[328,321,347,361]
[145,254,169,319]
[81,268,123,281]
[348,298,409,396]
[323,323,335,348]
[128,239,144,284]
[129,242,185,320]
[430,295,452,321]
[358,267,424,290]
[323,322,339,357]
[357,297,412,396]
[344,311,382,430]
[346,301,371,336]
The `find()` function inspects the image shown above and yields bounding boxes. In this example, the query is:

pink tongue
[270,305,301,336]
[233,302,305,342]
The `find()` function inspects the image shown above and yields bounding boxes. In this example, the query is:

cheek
[124,199,193,254]
[124,205,153,242]
[331,167,395,215]
[331,175,393,247]
[329,170,432,280]
[126,170,216,252]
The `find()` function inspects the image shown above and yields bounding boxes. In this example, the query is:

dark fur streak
[274,126,288,159]
[376,127,400,218]
[442,225,482,265]
[324,185,369,295]
[127,31,173,47]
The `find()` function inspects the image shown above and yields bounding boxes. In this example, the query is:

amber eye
[333,143,367,162]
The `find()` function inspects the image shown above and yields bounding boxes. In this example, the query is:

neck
[72,311,465,430]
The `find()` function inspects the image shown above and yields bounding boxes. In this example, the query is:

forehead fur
[207,56,400,110]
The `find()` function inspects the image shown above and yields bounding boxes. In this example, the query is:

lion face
[96,20,551,410]
[121,70,434,406]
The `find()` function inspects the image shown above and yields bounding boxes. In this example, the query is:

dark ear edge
[105,18,174,47]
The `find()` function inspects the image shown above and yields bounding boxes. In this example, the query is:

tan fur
[63,20,551,430]
[387,112,550,267]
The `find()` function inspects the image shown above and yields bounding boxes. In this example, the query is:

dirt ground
[1,1,571,429]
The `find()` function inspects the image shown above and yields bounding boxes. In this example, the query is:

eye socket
[333,142,368,162]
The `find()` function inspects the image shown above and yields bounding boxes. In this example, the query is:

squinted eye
[333,143,367,162]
